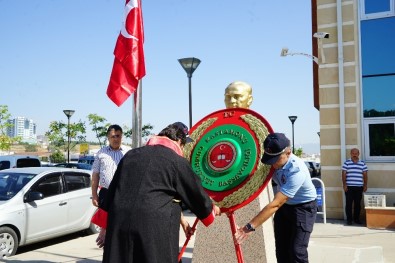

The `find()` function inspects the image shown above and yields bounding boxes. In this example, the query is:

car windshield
[0,172,36,201]
[78,156,95,165]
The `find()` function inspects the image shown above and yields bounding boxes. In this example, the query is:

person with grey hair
[95,122,221,263]
[235,133,317,263]
[342,148,368,225]
[91,124,130,208]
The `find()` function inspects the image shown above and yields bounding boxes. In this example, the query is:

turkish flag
[106,0,146,107]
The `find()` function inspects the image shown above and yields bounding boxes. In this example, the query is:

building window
[363,118,395,161]
[361,3,395,161]
[363,75,395,117]
[360,0,394,20]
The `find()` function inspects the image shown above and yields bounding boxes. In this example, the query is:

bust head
[224,81,253,109]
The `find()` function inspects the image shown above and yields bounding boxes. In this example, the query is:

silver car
[0,167,99,259]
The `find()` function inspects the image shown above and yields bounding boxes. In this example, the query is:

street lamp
[178,57,201,129]
[281,48,319,64]
[280,32,329,65]
[288,116,298,154]
[63,110,75,163]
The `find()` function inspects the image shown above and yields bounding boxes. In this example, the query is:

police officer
[235,133,317,263]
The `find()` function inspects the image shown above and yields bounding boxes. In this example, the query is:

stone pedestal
[192,184,276,263]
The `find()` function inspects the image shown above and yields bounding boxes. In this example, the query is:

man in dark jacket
[98,122,220,263]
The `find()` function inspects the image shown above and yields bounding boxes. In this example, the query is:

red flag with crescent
[106,0,146,107]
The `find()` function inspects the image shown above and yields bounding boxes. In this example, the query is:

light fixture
[313,32,329,64]
[281,47,319,64]
[178,57,201,129]
[313,32,330,39]
[281,32,329,65]
[63,110,75,163]
[288,116,298,154]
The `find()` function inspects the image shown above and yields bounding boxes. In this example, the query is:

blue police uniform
[272,154,317,263]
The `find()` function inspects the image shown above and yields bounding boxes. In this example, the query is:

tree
[87,114,110,148]
[141,124,154,139]
[50,150,66,163]
[0,105,21,152]
[123,124,154,144]
[24,144,38,152]
[295,147,303,157]
[45,120,86,155]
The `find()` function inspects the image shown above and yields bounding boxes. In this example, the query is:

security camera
[280,48,289,57]
[313,32,330,39]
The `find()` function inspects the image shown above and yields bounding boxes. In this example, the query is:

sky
[0,0,320,154]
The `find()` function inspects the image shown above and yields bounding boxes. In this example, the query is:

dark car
[304,161,320,178]
[0,155,41,171]
[54,163,92,170]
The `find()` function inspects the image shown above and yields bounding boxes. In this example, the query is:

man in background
[342,148,368,225]
[91,124,130,207]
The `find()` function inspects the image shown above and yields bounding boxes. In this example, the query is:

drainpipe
[337,0,346,219]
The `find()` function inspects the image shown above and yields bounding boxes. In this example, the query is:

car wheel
[86,222,100,235]
[0,227,18,259]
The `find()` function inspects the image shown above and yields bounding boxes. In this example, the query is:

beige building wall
[316,0,395,219]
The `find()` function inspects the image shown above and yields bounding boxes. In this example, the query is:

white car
[0,167,99,259]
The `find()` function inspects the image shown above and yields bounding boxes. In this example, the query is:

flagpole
[132,0,143,149]
[132,80,142,148]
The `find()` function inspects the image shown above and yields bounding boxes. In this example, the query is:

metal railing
[312,177,326,224]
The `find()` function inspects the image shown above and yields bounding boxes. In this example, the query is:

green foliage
[50,150,66,163]
[24,144,38,152]
[45,120,86,153]
[123,123,154,143]
[295,147,303,157]
[0,107,157,155]
[41,156,50,162]
[0,135,13,152]
[142,124,154,138]
[0,105,22,151]
[0,105,12,134]
[87,114,110,148]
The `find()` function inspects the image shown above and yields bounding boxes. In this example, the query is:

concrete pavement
[2,212,395,263]
[309,218,395,263]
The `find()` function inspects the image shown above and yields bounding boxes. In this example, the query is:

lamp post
[288,116,298,154]
[63,110,75,163]
[178,57,201,129]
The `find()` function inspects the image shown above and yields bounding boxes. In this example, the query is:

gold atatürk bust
[224,81,253,109]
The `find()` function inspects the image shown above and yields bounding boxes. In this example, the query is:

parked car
[0,167,99,258]
[304,161,320,177]
[0,155,41,171]
[315,162,321,177]
[78,155,95,165]
[54,162,92,170]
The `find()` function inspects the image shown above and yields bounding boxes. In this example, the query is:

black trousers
[274,200,317,263]
[98,187,108,208]
[345,186,363,222]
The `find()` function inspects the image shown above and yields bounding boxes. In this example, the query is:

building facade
[313,0,395,218]
[7,117,37,143]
